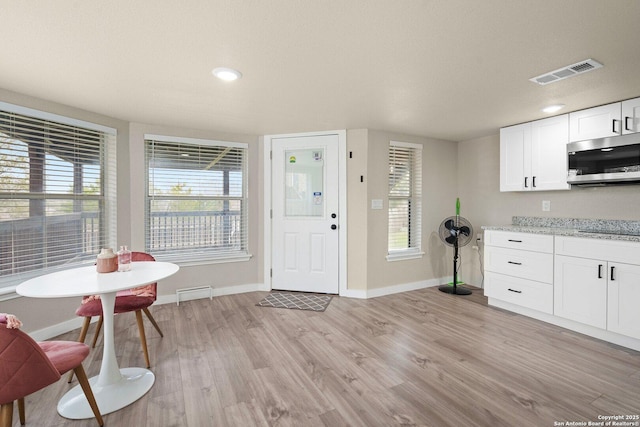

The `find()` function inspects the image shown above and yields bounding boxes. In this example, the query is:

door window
[284,148,324,217]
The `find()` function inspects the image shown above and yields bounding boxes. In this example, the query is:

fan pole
[438,236,471,295]
[438,199,472,296]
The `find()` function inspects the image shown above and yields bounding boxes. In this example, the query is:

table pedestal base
[57,368,155,419]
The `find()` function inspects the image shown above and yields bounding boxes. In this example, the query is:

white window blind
[145,135,249,262]
[388,141,422,257]
[0,104,116,290]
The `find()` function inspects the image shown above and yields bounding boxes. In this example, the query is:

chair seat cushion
[38,341,89,375]
[75,296,155,317]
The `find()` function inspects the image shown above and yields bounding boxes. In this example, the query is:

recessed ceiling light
[542,104,565,114]
[212,67,242,81]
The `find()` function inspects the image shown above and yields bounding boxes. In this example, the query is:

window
[145,135,249,262]
[387,141,423,260]
[0,102,116,291]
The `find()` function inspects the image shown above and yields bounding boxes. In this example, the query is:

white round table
[16,261,179,419]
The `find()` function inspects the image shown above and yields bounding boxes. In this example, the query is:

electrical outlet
[542,200,551,212]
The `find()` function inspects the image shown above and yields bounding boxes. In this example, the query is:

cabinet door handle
[613,119,620,134]
[598,264,603,279]
[508,288,522,294]
[508,261,522,265]
[610,266,615,281]
[508,239,522,243]
[625,116,632,132]
[524,176,528,188]
[532,176,536,188]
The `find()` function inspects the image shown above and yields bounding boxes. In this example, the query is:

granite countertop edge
[481,225,640,243]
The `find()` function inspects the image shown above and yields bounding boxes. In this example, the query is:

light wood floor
[12,287,640,427]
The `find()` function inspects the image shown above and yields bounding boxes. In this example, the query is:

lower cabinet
[485,271,553,314]
[554,236,640,340]
[554,255,607,329]
[484,231,640,349]
[484,231,554,315]
[607,262,640,340]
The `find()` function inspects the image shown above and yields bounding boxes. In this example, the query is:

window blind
[145,135,249,262]
[0,105,116,289]
[388,141,422,254]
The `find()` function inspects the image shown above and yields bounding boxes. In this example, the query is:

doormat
[256,292,332,312]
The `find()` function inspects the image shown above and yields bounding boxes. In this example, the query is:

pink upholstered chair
[0,317,103,427]
[73,252,163,374]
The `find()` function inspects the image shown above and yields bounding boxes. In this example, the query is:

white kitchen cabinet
[483,230,640,350]
[500,114,569,192]
[607,262,640,340]
[621,97,640,134]
[554,255,607,329]
[500,123,529,192]
[555,236,640,339]
[484,231,554,314]
[569,96,640,142]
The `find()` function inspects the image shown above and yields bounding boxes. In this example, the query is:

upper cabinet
[569,96,640,142]
[622,97,640,134]
[500,114,570,192]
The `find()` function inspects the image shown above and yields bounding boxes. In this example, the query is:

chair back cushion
[127,252,157,299]
[0,323,60,404]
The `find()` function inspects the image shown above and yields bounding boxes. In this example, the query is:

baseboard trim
[342,277,446,299]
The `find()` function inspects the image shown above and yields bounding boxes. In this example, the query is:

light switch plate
[371,199,383,210]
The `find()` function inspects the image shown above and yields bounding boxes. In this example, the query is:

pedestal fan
[438,198,474,295]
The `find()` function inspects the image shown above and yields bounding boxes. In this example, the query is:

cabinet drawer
[485,272,553,314]
[485,231,553,253]
[485,246,553,283]
[555,236,640,264]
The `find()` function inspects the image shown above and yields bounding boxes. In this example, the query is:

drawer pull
[507,261,522,265]
[507,239,522,243]
[598,264,603,279]
[508,288,522,294]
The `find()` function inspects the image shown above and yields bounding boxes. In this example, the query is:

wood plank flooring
[11,287,640,427]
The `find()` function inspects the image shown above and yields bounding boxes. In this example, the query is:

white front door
[271,134,339,294]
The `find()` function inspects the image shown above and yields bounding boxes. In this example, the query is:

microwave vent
[530,59,603,85]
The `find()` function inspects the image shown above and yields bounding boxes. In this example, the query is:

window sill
[153,253,253,267]
[386,250,425,262]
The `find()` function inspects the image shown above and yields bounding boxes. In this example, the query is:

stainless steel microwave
[567,133,640,185]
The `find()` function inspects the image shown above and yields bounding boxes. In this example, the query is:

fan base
[438,284,472,295]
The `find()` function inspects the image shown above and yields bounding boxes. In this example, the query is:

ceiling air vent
[529,59,603,85]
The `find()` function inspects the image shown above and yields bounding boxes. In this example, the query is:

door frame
[263,130,347,295]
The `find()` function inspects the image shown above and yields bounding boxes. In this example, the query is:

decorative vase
[96,248,118,273]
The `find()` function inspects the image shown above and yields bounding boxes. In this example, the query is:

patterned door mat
[256,292,333,312]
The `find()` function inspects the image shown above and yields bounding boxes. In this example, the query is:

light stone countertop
[481,217,640,243]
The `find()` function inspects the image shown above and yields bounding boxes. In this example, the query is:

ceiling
[2,0,640,142]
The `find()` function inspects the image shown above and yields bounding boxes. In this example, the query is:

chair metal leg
[143,307,164,337]
[135,310,151,368]
[0,402,13,427]
[17,398,25,425]
[68,316,92,383]
[91,315,103,348]
[73,365,104,427]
